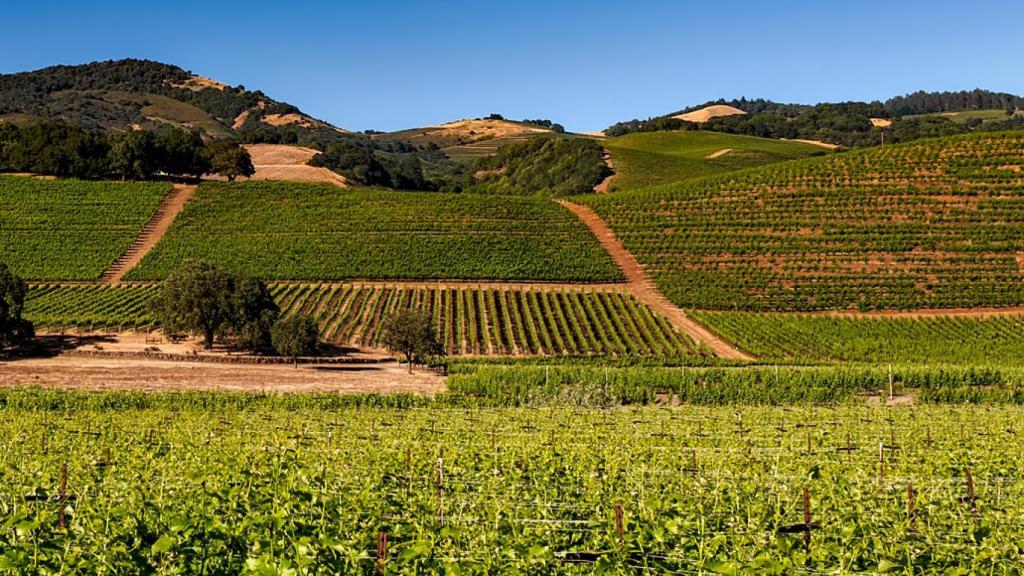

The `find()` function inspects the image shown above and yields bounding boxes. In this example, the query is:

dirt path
[0,355,443,394]
[706,148,733,159]
[593,149,617,193]
[559,201,754,360]
[100,184,196,284]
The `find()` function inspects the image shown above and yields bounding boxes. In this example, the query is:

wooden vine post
[907,482,916,531]
[802,486,812,554]
[375,531,388,575]
[613,502,624,544]
[436,457,445,526]
[58,463,67,531]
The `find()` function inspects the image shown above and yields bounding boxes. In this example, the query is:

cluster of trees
[453,136,609,197]
[0,263,33,354]
[149,262,318,362]
[607,90,1024,147]
[310,140,436,190]
[0,121,253,180]
[382,308,443,373]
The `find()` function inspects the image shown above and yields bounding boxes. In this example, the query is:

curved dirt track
[100,183,197,284]
[559,201,754,360]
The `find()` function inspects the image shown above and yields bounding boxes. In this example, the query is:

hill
[372,117,559,162]
[583,132,1024,311]
[602,130,828,191]
[607,90,1024,147]
[0,59,347,142]
[671,104,746,124]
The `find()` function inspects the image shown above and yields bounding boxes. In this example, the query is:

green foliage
[205,140,254,181]
[382,308,444,369]
[1,394,1023,572]
[0,176,168,280]
[127,182,622,282]
[271,314,319,363]
[693,311,1024,366]
[0,263,33,350]
[584,132,1024,311]
[603,130,827,190]
[23,285,158,330]
[149,261,278,349]
[466,136,608,197]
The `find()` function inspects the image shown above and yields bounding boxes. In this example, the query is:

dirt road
[100,183,196,283]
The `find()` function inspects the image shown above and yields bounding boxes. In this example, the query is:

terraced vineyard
[24,284,701,357]
[0,176,168,280]
[603,130,828,191]
[692,311,1024,365]
[3,394,1023,573]
[585,132,1024,310]
[126,182,622,282]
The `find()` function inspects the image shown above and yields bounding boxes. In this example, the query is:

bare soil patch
[673,105,746,124]
[238,144,348,188]
[706,148,733,159]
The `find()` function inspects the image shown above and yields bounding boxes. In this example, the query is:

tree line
[0,121,253,180]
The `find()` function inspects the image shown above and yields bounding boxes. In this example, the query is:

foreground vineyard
[585,132,1024,310]
[692,311,1024,365]
[1,393,1022,573]
[0,176,168,280]
[24,284,701,357]
[126,181,622,282]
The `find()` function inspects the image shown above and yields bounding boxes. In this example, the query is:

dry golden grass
[673,104,747,123]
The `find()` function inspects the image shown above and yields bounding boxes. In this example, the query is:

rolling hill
[0,59,347,141]
[583,132,1024,311]
[602,130,829,191]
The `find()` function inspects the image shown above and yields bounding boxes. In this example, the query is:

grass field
[125,181,622,282]
[905,108,1023,125]
[584,132,1024,311]
[603,131,828,191]
[3,392,1023,573]
[691,311,1024,365]
[0,176,168,280]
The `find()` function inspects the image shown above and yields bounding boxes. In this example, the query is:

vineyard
[125,182,622,282]
[22,284,701,357]
[585,132,1024,311]
[603,131,827,191]
[0,176,168,280]
[692,311,1024,365]
[1,391,1023,573]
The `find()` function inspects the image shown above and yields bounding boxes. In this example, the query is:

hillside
[0,59,347,141]
[671,104,746,123]
[603,131,828,191]
[583,132,1024,311]
[373,118,556,161]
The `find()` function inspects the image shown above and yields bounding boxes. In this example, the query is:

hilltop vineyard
[585,132,1024,311]
[0,177,168,281]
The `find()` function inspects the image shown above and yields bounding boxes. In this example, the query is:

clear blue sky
[3,0,1022,132]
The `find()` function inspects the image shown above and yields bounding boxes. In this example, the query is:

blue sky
[3,0,1023,132]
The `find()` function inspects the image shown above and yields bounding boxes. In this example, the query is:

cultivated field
[0,176,168,280]
[125,181,622,282]
[24,284,701,357]
[2,392,1023,572]
[585,132,1024,311]
[691,311,1024,365]
[602,130,827,191]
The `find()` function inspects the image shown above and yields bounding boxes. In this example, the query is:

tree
[382,308,444,373]
[155,128,210,178]
[107,130,158,180]
[271,315,319,366]
[230,277,279,351]
[149,261,233,348]
[207,140,254,181]
[150,262,280,351]
[0,263,34,352]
